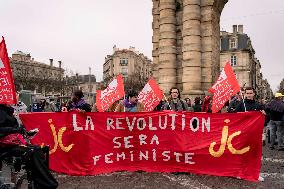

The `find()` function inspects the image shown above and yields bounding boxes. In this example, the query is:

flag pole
[241,84,247,112]
[123,94,126,112]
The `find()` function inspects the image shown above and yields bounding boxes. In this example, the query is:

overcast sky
[0,0,283,91]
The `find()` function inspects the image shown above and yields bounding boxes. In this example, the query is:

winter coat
[163,99,188,111]
[115,101,145,112]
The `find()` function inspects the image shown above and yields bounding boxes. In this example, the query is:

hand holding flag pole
[0,37,17,105]
[241,83,247,112]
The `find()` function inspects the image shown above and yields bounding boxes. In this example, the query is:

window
[229,38,237,49]
[120,58,128,66]
[231,55,237,66]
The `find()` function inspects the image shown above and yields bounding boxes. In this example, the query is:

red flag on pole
[209,62,240,113]
[0,37,16,105]
[138,78,163,112]
[96,75,125,112]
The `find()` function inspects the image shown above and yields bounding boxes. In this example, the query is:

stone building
[152,0,228,97]
[261,79,273,100]
[103,46,152,84]
[220,25,272,99]
[10,51,64,95]
[64,73,97,103]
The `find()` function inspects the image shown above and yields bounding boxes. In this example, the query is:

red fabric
[0,134,27,146]
[138,79,164,111]
[209,62,240,113]
[20,111,263,182]
[201,96,211,112]
[0,37,17,105]
[96,75,125,112]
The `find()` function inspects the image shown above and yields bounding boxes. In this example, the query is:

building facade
[103,46,153,84]
[152,0,228,97]
[10,51,64,95]
[220,25,272,100]
[63,73,97,103]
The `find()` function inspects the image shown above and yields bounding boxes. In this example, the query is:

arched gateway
[152,0,228,97]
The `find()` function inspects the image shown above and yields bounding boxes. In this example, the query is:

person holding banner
[115,90,144,112]
[162,87,188,111]
[235,87,266,182]
[236,87,264,113]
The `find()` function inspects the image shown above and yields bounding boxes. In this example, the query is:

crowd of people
[11,87,284,151]
[1,87,284,188]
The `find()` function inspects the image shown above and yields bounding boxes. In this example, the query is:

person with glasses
[163,87,188,111]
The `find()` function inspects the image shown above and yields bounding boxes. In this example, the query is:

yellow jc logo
[209,119,250,158]
[41,119,74,155]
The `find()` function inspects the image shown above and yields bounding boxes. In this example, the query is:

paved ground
[55,144,284,189]
[2,144,284,189]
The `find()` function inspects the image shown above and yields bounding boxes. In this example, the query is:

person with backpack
[162,87,188,111]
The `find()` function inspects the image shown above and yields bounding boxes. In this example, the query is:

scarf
[71,99,86,109]
[123,99,137,108]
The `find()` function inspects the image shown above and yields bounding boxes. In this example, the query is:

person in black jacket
[235,87,265,113]
[235,87,266,182]
[0,104,58,189]
[68,90,91,112]
[266,93,284,150]
[228,88,245,113]
[0,104,25,137]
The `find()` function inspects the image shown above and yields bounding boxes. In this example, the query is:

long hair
[168,87,181,100]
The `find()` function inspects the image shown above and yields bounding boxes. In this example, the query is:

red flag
[96,75,125,112]
[0,37,16,104]
[138,78,163,112]
[209,62,240,113]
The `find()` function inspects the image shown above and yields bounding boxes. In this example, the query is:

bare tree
[124,69,148,93]
[277,78,284,93]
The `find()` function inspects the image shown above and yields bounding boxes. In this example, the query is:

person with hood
[266,93,284,150]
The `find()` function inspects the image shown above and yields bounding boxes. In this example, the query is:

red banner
[20,111,264,182]
[0,37,16,104]
[209,62,240,113]
[96,75,125,112]
[138,79,163,112]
